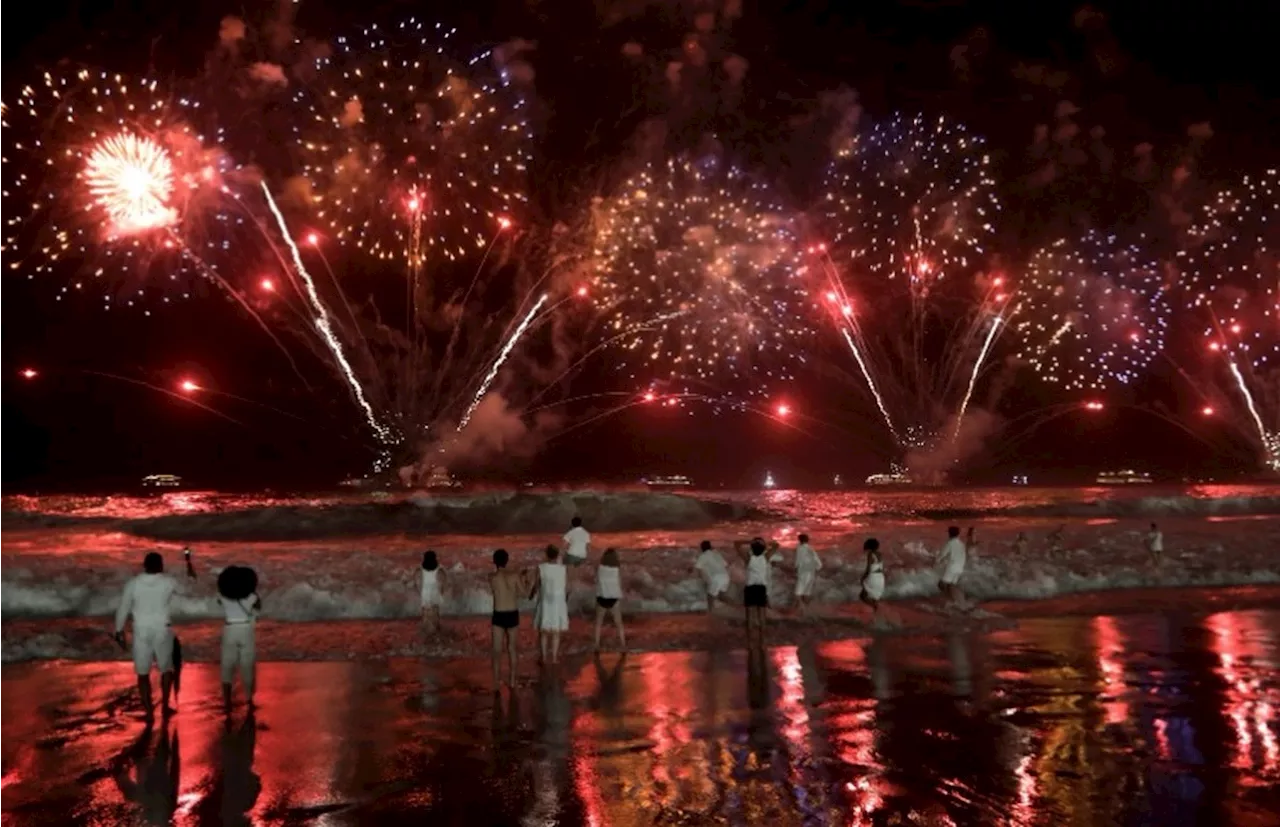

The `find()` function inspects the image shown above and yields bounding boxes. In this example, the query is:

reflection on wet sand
[3,606,1279,826]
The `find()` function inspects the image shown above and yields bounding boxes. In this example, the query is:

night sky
[4,0,1278,490]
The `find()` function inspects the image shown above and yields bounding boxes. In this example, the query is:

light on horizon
[20,368,37,380]
[179,379,200,393]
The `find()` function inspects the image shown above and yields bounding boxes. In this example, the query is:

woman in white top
[859,538,885,620]
[593,547,626,652]
[735,537,778,648]
[216,565,261,716]
[694,540,731,614]
[420,550,445,634]
[535,544,570,664]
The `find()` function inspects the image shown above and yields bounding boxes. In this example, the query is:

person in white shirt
[419,550,445,634]
[593,548,626,652]
[563,516,590,567]
[216,564,261,715]
[936,525,968,604]
[1146,522,1164,563]
[693,540,731,614]
[793,533,823,618]
[114,552,180,720]
[535,544,570,663]
[736,537,778,648]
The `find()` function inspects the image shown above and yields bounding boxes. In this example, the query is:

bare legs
[492,626,505,688]
[593,606,627,652]
[137,671,174,720]
[422,607,441,635]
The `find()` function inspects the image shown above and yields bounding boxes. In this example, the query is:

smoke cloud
[399,393,563,483]
[247,62,287,87]
[903,408,1001,483]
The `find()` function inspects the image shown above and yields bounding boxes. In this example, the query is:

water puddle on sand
[3,606,1279,826]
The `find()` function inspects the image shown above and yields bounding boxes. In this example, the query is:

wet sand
[3,603,1280,825]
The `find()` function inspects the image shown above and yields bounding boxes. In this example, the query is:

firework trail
[1011,231,1169,392]
[262,182,393,444]
[954,312,1003,441]
[815,114,1004,461]
[458,292,549,431]
[590,156,811,395]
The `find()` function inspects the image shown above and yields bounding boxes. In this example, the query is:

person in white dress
[693,540,731,614]
[859,538,885,620]
[535,544,570,663]
[593,548,626,652]
[793,533,823,618]
[936,525,967,605]
[563,517,590,567]
[1146,522,1164,564]
[419,550,445,634]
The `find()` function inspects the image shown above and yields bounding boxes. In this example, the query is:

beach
[4,593,1279,826]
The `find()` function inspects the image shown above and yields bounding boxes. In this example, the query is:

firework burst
[589,157,812,394]
[1176,168,1280,469]
[295,18,532,266]
[2,68,248,308]
[815,114,1004,464]
[1012,230,1170,392]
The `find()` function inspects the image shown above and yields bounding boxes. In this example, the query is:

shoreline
[6,583,1278,664]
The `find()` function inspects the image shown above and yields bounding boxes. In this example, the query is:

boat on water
[1096,469,1153,485]
[141,474,182,489]
[641,475,693,489]
[865,471,912,486]
[422,466,461,489]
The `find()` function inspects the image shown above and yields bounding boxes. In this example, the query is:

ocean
[3,484,1280,661]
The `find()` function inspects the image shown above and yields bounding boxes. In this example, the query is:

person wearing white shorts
[220,591,259,714]
[114,552,179,720]
[936,526,968,605]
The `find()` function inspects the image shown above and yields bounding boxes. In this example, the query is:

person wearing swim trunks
[490,549,525,689]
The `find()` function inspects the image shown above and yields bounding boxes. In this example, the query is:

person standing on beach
[860,538,886,622]
[1146,522,1163,564]
[736,537,777,648]
[535,545,570,664]
[593,548,626,652]
[114,552,185,720]
[793,533,823,619]
[489,549,524,689]
[216,565,260,716]
[419,551,444,634]
[563,516,591,567]
[936,526,967,606]
[694,540,730,614]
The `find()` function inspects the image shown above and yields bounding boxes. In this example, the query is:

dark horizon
[4,0,1278,489]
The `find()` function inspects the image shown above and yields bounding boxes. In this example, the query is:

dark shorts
[491,610,519,629]
[744,584,769,608]
[596,597,618,609]
[566,555,586,567]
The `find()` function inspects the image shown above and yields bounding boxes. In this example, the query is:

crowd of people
[112,515,1017,716]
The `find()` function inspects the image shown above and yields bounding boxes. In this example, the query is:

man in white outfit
[563,516,590,567]
[114,552,178,720]
[936,526,968,605]
[1146,522,1164,564]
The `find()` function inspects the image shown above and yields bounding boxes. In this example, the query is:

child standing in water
[694,540,730,614]
[793,533,823,619]
[859,538,885,622]
[535,544,570,664]
[419,551,444,634]
[736,537,778,648]
[593,548,626,652]
[1146,522,1164,564]
[489,549,524,689]
[936,525,968,606]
